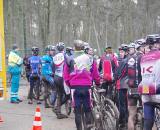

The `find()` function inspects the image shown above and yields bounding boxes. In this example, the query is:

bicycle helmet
[66,47,74,56]
[74,40,85,50]
[84,45,91,54]
[135,38,146,45]
[31,46,39,55]
[146,34,160,45]
[56,42,65,51]
[128,42,136,48]
[120,44,129,52]
[66,47,73,52]
[50,45,56,51]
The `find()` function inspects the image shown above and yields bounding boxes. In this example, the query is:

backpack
[102,54,114,82]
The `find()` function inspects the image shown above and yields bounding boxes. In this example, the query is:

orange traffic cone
[32,106,42,130]
[0,116,3,123]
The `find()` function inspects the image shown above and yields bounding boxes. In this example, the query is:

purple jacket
[63,51,100,88]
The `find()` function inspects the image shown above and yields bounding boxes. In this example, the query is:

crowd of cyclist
[7,33,160,130]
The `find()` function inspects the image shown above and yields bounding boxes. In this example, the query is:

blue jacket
[41,55,53,76]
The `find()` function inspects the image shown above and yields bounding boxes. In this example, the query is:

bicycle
[92,86,118,130]
[128,88,143,130]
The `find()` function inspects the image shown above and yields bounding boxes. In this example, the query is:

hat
[12,44,18,50]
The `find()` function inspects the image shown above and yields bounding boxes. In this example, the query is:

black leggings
[29,76,40,100]
[54,75,67,113]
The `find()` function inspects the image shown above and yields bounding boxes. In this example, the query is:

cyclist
[64,47,74,97]
[99,46,118,99]
[115,44,129,129]
[127,42,142,130]
[28,47,41,104]
[41,45,56,108]
[138,34,160,130]
[53,42,68,119]
[63,40,100,130]
[23,55,31,82]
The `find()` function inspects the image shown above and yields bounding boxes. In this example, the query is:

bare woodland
[4,0,160,55]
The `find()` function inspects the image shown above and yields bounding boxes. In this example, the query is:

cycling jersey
[28,56,41,77]
[41,55,53,76]
[53,52,65,77]
[138,50,160,95]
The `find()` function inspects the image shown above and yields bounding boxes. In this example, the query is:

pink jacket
[63,53,100,88]
[138,50,160,95]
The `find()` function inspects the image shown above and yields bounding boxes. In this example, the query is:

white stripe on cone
[35,112,41,117]
[33,121,42,126]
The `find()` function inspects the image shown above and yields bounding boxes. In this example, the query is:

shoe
[52,107,58,113]
[86,124,94,129]
[17,99,23,102]
[119,123,127,130]
[28,100,33,104]
[10,100,19,104]
[56,113,68,119]
[37,101,41,105]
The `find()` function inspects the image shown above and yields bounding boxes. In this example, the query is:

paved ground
[0,80,76,130]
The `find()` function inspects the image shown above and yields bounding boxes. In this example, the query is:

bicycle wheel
[104,98,119,123]
[135,107,143,130]
[92,105,103,130]
[102,110,115,130]
[39,81,45,101]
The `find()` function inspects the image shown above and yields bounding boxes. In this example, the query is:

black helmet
[32,46,39,52]
[66,47,73,52]
[119,44,129,52]
[146,34,160,45]
[84,45,91,54]
[56,42,65,51]
[31,46,39,55]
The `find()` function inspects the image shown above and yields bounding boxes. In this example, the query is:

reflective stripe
[33,121,42,126]
[10,92,18,97]
[35,112,41,117]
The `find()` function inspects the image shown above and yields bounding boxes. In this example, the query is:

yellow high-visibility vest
[8,51,23,66]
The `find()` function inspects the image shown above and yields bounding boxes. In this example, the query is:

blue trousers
[10,74,21,101]
[117,89,128,124]
[8,66,21,102]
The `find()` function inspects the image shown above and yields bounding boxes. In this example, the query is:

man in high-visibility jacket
[8,45,23,103]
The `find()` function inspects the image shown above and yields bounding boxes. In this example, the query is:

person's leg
[28,76,34,104]
[118,89,128,127]
[128,97,137,130]
[36,77,41,104]
[54,76,67,118]
[143,103,154,130]
[74,89,82,130]
[124,89,128,123]
[83,88,92,130]
[44,80,49,107]
[10,74,20,103]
